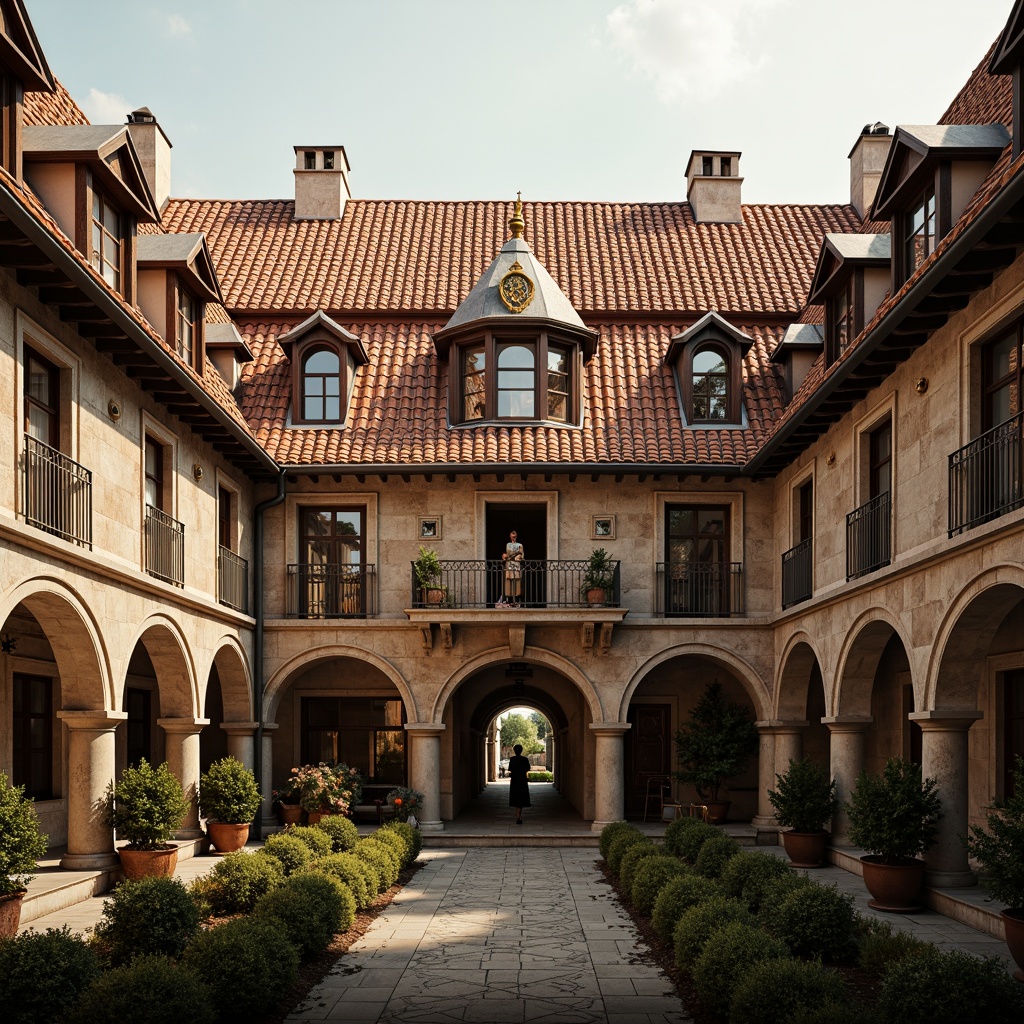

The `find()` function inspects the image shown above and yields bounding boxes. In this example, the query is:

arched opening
[775,639,830,772]
[200,641,253,772]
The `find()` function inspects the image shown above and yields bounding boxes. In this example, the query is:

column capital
[404,722,446,736]
[220,720,260,736]
[260,722,279,733]
[821,715,873,733]
[157,717,210,735]
[589,722,631,736]
[756,720,809,733]
[909,710,983,730]
[58,709,127,730]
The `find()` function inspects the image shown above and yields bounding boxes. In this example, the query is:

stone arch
[0,577,111,709]
[124,615,198,718]
[618,642,769,722]
[833,607,914,718]
[774,632,827,721]
[207,636,253,723]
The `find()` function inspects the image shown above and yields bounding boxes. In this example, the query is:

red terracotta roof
[939,42,1013,126]
[23,79,88,127]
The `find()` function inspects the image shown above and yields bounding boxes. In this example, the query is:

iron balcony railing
[218,546,249,614]
[846,492,891,581]
[655,562,744,617]
[948,411,1024,536]
[22,434,92,548]
[408,559,621,609]
[145,504,185,587]
[781,538,813,609]
[287,563,377,618]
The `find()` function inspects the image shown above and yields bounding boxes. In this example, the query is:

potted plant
[288,762,363,822]
[0,771,48,938]
[272,780,303,826]
[106,759,190,880]
[966,755,1024,979]
[198,756,262,854]
[413,546,446,605]
[673,680,758,823]
[845,756,942,911]
[386,786,424,823]
[768,757,839,867]
[581,548,614,607]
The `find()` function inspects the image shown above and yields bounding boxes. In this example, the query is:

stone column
[260,723,279,827]
[57,710,126,869]
[590,722,631,832]
[158,717,209,839]
[773,722,807,773]
[406,723,445,832]
[751,723,777,827]
[220,721,259,772]
[910,710,983,887]
[823,716,871,844]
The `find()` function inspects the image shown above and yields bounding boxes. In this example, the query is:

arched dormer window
[690,345,729,422]
[300,344,342,423]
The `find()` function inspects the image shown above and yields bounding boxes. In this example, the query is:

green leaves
[0,770,48,895]
[965,755,1024,909]
[197,757,261,824]
[768,757,839,833]
[106,759,189,850]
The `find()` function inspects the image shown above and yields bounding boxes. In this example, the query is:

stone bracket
[439,622,453,651]
[419,624,433,653]
[581,621,614,654]
[420,622,454,654]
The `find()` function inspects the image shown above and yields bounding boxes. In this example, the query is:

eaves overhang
[279,461,746,480]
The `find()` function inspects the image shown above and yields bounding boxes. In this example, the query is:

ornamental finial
[509,191,525,240]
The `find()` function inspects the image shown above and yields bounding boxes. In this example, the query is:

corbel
[508,625,525,658]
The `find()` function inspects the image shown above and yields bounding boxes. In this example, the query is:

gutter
[280,460,748,478]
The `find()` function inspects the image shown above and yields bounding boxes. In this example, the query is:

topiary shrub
[675,820,720,865]
[258,832,313,876]
[182,916,299,1023]
[619,842,663,892]
[381,820,421,864]
[105,759,189,851]
[254,873,346,959]
[313,814,360,853]
[197,756,261,825]
[730,957,848,1024]
[283,824,333,858]
[856,919,929,977]
[313,851,375,910]
[600,821,639,860]
[67,955,214,1024]
[652,874,720,942]
[372,826,410,869]
[663,815,709,858]
[693,833,740,879]
[630,855,687,917]
[201,850,284,915]
[673,895,754,970]
[876,946,1024,1024]
[299,870,356,932]
[93,875,201,966]
[762,882,857,963]
[692,920,789,1011]
[757,871,814,923]
[356,837,400,890]
[608,831,650,875]
[719,851,794,912]
[0,926,100,1024]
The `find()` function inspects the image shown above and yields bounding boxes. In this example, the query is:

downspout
[252,469,286,839]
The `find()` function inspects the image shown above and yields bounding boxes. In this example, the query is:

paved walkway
[287,848,691,1024]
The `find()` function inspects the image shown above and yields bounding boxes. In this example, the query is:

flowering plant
[387,786,423,822]
[271,780,300,806]
[287,763,363,814]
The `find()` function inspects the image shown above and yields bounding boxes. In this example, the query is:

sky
[25,0,1014,206]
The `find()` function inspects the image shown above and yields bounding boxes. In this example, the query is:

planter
[118,845,178,881]
[860,855,926,912]
[423,588,445,606]
[585,588,607,607]
[278,803,303,826]
[704,800,730,824]
[0,890,26,939]
[1002,909,1024,982]
[782,829,829,868]
[207,822,250,854]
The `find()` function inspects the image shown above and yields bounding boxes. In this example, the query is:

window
[218,486,233,549]
[299,345,342,423]
[462,345,486,420]
[903,185,937,278]
[91,189,122,291]
[869,419,893,499]
[782,479,814,608]
[144,436,165,511]
[847,415,893,579]
[304,150,316,170]
[798,480,814,543]
[690,345,729,422]
[829,278,855,361]
[702,156,713,175]
[982,326,1020,431]
[175,285,197,365]
[24,345,60,447]
[323,151,335,170]
[663,505,735,616]
[296,507,368,617]
[720,157,732,176]
[13,674,53,800]
[300,697,406,783]
[497,343,535,417]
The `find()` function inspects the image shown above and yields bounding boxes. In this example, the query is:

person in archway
[508,743,531,824]
[502,530,524,607]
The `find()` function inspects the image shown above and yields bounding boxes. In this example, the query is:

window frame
[292,339,346,425]
[89,184,123,293]
[981,322,1021,433]
[12,673,54,800]
[23,343,61,449]
[680,339,742,425]
[168,274,202,370]
[825,273,863,365]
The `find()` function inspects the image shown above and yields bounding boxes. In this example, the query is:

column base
[751,815,780,829]
[591,819,622,833]
[925,868,977,888]
[418,819,444,833]
[60,851,119,871]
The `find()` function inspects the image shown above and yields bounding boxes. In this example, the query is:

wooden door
[625,704,671,818]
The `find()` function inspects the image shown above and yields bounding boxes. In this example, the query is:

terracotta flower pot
[0,890,26,939]
[278,803,303,826]
[782,829,829,868]
[118,845,178,881]
[586,588,607,607]
[207,822,250,854]
[860,855,926,912]
[704,800,730,824]
[1002,908,1024,982]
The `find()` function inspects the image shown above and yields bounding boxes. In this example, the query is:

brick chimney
[849,123,891,219]
[293,146,351,220]
[126,107,172,213]
[686,150,743,224]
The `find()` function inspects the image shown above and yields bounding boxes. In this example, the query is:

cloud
[81,88,131,125]
[605,0,784,102]
[167,13,191,36]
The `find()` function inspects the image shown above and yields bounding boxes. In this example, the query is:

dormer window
[691,345,729,422]
[904,184,937,276]
[829,277,855,359]
[90,189,122,291]
[175,284,197,364]
[300,344,342,422]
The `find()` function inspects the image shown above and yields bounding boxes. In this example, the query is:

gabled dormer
[206,312,254,391]
[22,124,159,303]
[0,0,54,179]
[769,324,823,399]
[808,233,891,365]
[665,311,752,426]
[136,233,222,374]
[990,0,1024,158]
[280,310,369,426]
[870,124,1009,289]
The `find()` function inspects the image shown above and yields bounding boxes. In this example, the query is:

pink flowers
[287,763,363,814]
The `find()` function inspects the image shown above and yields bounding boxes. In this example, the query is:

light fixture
[826,452,836,468]
[915,377,929,394]
[192,463,204,481]
[1,633,17,654]
[107,400,122,421]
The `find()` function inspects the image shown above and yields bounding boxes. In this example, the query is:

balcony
[655,562,744,617]
[948,412,1024,537]
[408,559,621,610]
[145,505,185,587]
[846,493,891,581]
[781,538,813,609]
[287,563,377,618]
[218,546,249,614]
[22,434,92,548]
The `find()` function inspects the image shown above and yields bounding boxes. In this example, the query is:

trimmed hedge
[312,814,360,853]
[651,873,720,942]
[692,920,789,1010]
[663,815,711,858]
[729,957,848,1024]
[313,851,376,910]
[608,831,651,874]
[673,895,754,970]
[253,873,347,959]
[619,842,663,891]
[674,820,720,864]
[856,919,929,977]
[599,821,639,860]
[630,855,687,917]
[200,850,284,915]
[258,833,313,876]
[356,837,400,890]
[372,826,410,869]
[284,824,333,858]
[381,820,422,865]
[693,833,740,879]
[719,851,794,911]
[763,883,857,963]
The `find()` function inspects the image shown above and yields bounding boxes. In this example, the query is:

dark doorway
[624,703,672,818]
[1005,668,1024,797]
[485,504,548,606]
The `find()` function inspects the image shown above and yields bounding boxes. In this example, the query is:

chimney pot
[125,108,172,213]
[293,146,351,220]
[849,123,891,218]
[686,150,743,223]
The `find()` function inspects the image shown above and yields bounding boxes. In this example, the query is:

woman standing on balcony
[502,530,524,607]
[508,743,531,825]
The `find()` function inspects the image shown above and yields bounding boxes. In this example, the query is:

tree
[530,711,549,742]
[500,713,544,755]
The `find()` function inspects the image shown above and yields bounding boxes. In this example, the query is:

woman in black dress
[507,743,531,825]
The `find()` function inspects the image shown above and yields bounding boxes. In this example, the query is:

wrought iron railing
[655,562,744,617]
[22,434,92,548]
[408,559,621,609]
[948,411,1024,536]
[287,563,377,618]
[781,538,813,609]
[846,492,891,581]
[145,505,185,586]
[218,546,249,613]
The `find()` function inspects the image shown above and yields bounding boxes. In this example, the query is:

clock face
[499,262,535,313]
